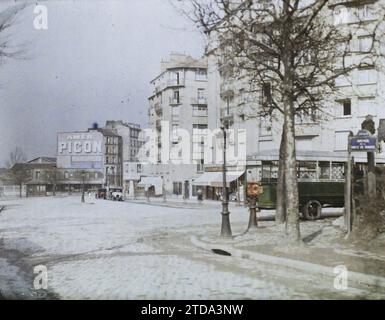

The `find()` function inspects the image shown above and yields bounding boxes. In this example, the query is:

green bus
[256,160,346,220]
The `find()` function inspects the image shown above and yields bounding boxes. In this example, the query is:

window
[319,161,331,180]
[342,99,351,116]
[239,89,245,104]
[64,171,69,179]
[260,115,272,136]
[173,91,180,103]
[358,36,373,53]
[137,164,142,173]
[357,5,375,21]
[357,67,377,85]
[357,97,376,117]
[333,6,350,25]
[197,88,206,103]
[173,182,183,195]
[297,161,317,180]
[335,99,351,117]
[195,69,207,81]
[35,171,40,180]
[192,105,208,117]
[262,83,271,103]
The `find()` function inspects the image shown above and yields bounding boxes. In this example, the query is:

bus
[256,160,346,220]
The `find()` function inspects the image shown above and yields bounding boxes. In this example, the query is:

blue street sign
[351,130,377,151]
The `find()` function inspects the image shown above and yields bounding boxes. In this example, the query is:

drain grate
[211,248,232,256]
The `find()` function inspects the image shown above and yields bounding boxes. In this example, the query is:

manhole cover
[211,249,232,256]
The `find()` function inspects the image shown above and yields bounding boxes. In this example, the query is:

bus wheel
[303,200,322,220]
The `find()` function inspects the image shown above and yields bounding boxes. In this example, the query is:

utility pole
[81,171,85,203]
[345,132,353,233]
[220,123,232,238]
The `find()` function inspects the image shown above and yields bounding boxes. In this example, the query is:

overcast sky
[0,0,205,166]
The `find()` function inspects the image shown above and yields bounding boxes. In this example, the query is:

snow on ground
[0,196,383,299]
[1,196,289,299]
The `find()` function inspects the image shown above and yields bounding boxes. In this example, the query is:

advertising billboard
[57,131,104,169]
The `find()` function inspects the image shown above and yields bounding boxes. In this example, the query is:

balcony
[191,97,208,105]
[295,123,321,137]
[192,109,208,117]
[154,102,163,116]
[169,97,182,105]
[166,79,185,87]
[156,120,162,131]
[220,82,235,99]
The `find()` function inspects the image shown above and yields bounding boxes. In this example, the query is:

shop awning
[192,171,244,188]
[138,176,163,195]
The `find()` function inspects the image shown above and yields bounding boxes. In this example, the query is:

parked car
[96,188,107,199]
[109,187,124,201]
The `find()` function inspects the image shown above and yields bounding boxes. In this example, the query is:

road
[0,196,383,299]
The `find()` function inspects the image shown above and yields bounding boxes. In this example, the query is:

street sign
[350,130,377,152]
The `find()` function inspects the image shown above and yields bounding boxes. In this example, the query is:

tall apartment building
[104,120,145,196]
[145,53,209,197]
[196,0,385,200]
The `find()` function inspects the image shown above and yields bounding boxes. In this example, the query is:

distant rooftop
[160,53,207,73]
[105,120,141,130]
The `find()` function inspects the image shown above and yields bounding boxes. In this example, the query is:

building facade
[144,53,209,197]
[56,127,123,191]
[193,0,385,201]
[104,120,145,196]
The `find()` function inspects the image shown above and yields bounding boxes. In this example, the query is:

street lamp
[220,121,232,238]
[81,170,85,203]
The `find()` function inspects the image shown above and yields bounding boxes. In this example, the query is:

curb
[191,235,385,290]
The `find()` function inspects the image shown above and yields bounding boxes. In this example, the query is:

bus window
[332,162,345,180]
[297,161,317,180]
[319,161,331,180]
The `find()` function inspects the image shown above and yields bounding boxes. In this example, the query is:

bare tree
[7,163,31,197]
[5,146,27,168]
[176,0,385,242]
[0,3,28,62]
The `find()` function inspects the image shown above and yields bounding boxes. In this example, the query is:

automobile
[258,181,345,220]
[96,188,107,199]
[109,187,124,201]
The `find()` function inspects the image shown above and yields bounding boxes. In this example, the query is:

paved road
[0,196,381,299]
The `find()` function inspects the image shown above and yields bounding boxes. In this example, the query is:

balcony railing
[167,79,185,87]
[169,97,182,105]
[220,82,235,98]
[192,109,208,117]
[191,97,208,105]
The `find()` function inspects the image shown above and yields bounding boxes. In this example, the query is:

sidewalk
[124,196,245,209]
[189,218,385,294]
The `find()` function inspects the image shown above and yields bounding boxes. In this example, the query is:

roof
[28,157,57,164]
[88,128,121,137]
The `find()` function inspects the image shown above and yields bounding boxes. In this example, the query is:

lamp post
[220,122,232,238]
[81,171,85,203]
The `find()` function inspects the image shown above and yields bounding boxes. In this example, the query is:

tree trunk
[276,125,286,224]
[282,1,301,242]
[283,111,301,242]
[19,183,22,198]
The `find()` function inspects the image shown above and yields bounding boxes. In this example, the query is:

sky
[0,0,205,166]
